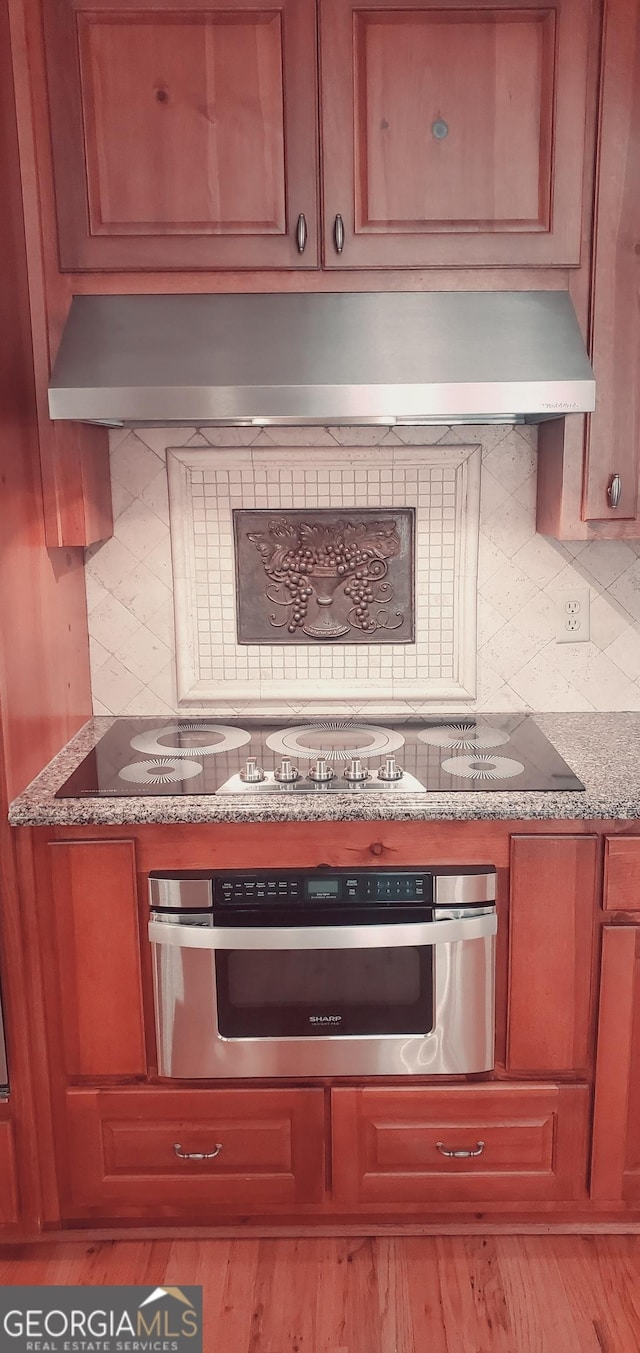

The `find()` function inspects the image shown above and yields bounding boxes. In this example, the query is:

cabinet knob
[333,213,345,254]
[174,1142,223,1161]
[435,1141,485,1159]
[296,213,307,254]
[607,473,622,508]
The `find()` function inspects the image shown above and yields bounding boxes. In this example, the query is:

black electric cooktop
[55,717,585,798]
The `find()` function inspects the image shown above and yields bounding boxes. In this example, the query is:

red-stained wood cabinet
[592,927,640,1201]
[506,835,597,1075]
[47,838,146,1078]
[537,0,640,540]
[43,0,320,271]
[41,0,591,273]
[0,1118,19,1225]
[603,836,640,912]
[331,1084,590,1208]
[580,0,640,527]
[591,837,640,1202]
[62,1087,326,1219]
[320,0,591,270]
[29,821,606,1227]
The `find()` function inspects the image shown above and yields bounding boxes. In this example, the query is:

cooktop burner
[418,722,511,750]
[265,721,405,762]
[55,716,585,798]
[129,722,251,757]
[440,753,525,781]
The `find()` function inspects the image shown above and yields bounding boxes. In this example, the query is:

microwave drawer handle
[148,914,496,951]
[174,1142,223,1161]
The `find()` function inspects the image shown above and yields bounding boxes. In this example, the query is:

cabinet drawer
[332,1085,589,1208]
[63,1088,325,1218]
[604,838,640,911]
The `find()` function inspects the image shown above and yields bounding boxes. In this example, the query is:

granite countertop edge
[8,713,640,827]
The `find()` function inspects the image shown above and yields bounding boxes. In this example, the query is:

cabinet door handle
[333,213,345,254]
[173,1142,223,1161]
[296,213,307,254]
[607,473,622,508]
[435,1140,485,1159]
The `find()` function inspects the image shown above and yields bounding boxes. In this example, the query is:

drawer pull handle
[435,1140,485,1159]
[334,213,345,254]
[173,1142,223,1161]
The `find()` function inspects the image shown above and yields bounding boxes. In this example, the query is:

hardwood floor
[2,1235,640,1351]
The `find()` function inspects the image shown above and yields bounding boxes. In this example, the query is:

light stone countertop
[7,713,640,826]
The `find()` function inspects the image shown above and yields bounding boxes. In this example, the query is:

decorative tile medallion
[233,508,415,644]
[167,443,480,713]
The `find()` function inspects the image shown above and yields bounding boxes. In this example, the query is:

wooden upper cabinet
[320,0,590,269]
[537,0,640,542]
[43,0,319,270]
[582,0,640,524]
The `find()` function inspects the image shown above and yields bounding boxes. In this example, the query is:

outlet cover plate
[556,587,590,643]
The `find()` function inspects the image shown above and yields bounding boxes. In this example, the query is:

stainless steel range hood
[47,291,595,428]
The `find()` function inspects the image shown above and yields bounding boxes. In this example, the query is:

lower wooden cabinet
[63,1087,326,1218]
[507,835,597,1074]
[592,927,640,1201]
[0,1118,19,1225]
[61,1082,592,1220]
[331,1084,590,1208]
[603,837,640,912]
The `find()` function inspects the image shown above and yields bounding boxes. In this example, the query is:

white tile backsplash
[85,424,640,715]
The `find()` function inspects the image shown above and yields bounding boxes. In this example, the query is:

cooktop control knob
[274,758,301,784]
[308,757,335,783]
[240,756,265,783]
[343,757,370,783]
[378,756,403,782]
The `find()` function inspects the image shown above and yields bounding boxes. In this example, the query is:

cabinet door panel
[0,1120,19,1225]
[80,13,287,235]
[321,0,589,268]
[507,835,597,1074]
[49,840,146,1077]
[583,0,640,522]
[44,0,318,269]
[592,927,640,1201]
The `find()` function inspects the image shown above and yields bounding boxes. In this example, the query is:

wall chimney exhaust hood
[48,291,595,429]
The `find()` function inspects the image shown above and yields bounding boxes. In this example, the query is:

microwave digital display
[306,879,340,897]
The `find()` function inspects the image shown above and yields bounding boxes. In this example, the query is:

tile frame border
[168,443,481,713]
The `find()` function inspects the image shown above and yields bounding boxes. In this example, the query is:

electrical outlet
[555,588,590,643]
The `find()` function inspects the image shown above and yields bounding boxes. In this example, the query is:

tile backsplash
[167,442,479,714]
[86,424,640,716]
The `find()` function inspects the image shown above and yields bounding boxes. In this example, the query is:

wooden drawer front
[64,1088,325,1217]
[605,838,640,911]
[332,1085,589,1208]
[0,1119,19,1225]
